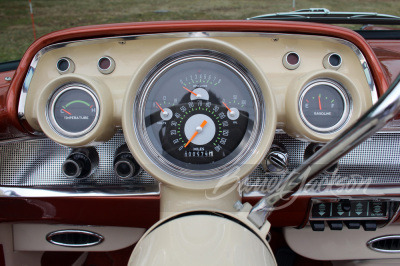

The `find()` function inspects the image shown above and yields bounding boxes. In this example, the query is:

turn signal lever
[248,75,400,228]
[62,147,99,179]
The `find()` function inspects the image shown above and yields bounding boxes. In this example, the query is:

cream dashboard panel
[23,32,374,145]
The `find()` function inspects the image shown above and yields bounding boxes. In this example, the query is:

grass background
[1,0,400,62]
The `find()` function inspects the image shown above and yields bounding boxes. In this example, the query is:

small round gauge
[47,83,100,138]
[299,80,351,133]
[134,50,264,180]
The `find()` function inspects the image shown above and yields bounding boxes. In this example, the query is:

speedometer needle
[184,120,208,148]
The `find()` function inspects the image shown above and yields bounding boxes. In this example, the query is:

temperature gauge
[299,80,351,133]
[48,83,100,138]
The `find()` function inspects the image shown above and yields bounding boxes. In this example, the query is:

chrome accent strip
[248,74,400,228]
[17,31,378,125]
[367,235,400,253]
[46,230,104,247]
[338,39,379,104]
[0,185,160,197]
[0,136,46,145]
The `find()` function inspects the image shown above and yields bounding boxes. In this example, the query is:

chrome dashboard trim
[0,185,160,197]
[17,31,379,128]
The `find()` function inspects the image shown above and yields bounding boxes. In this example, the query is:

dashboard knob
[62,147,99,179]
[262,143,288,174]
[304,143,339,175]
[114,144,141,179]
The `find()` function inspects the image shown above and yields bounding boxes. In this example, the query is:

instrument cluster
[20,32,375,184]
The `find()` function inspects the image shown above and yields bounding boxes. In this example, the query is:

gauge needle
[184,120,208,148]
[318,96,322,110]
[156,102,167,115]
[183,86,200,98]
[223,102,234,115]
[62,109,72,115]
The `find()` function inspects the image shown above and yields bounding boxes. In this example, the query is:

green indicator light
[213,143,216,146]
[185,112,188,114]
[179,138,182,140]
[214,83,218,85]
[212,112,214,114]
[219,123,222,126]
[219,131,222,133]
[331,99,335,103]
[325,97,328,100]
[312,97,315,99]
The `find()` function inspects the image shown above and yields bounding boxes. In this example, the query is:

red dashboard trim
[0,196,160,228]
[2,20,389,140]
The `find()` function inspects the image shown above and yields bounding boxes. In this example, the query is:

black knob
[262,143,288,174]
[114,144,140,179]
[62,147,99,179]
[342,200,351,212]
[304,143,339,175]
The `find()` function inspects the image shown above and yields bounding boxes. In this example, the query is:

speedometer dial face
[134,50,264,180]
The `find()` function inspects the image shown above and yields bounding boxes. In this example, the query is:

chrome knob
[62,147,99,179]
[262,144,288,174]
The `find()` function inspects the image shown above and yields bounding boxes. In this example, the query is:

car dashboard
[1,20,400,264]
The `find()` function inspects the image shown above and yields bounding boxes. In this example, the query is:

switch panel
[310,199,389,221]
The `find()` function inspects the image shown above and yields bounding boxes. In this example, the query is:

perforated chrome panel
[0,132,399,191]
[245,132,400,189]
[0,133,156,187]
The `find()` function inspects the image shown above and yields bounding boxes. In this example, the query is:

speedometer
[134,50,264,180]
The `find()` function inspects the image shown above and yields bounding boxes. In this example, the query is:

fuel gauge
[299,80,351,133]
[48,83,100,138]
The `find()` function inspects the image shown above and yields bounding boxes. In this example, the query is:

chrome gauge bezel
[134,49,265,181]
[299,79,352,134]
[47,83,100,138]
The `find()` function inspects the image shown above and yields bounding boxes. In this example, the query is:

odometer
[134,50,264,180]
